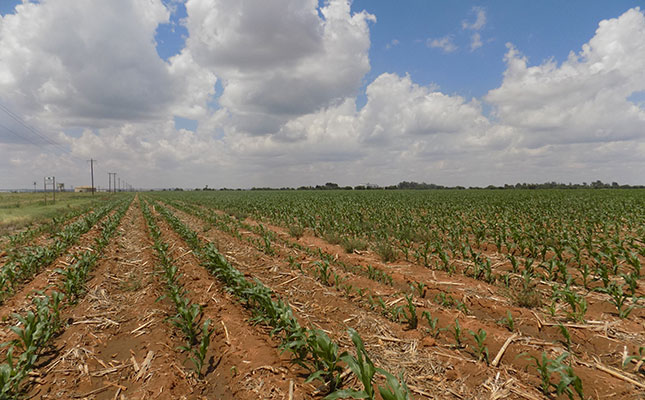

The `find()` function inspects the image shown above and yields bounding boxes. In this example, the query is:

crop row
[0,197,131,399]
[147,198,414,399]
[140,198,213,377]
[0,199,124,304]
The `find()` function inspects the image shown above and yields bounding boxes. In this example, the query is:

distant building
[74,186,94,193]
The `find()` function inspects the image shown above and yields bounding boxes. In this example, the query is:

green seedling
[288,224,304,239]
[314,261,333,286]
[401,295,418,329]
[455,300,469,315]
[446,319,464,349]
[525,352,583,399]
[421,311,440,338]
[557,323,572,352]
[555,287,587,322]
[326,328,377,400]
[411,281,426,298]
[186,319,213,378]
[468,328,489,364]
[623,346,644,373]
[378,370,412,400]
[596,282,637,319]
[498,311,515,332]
[435,292,454,308]
[305,329,347,394]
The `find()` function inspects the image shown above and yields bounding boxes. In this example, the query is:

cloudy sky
[1,0,644,189]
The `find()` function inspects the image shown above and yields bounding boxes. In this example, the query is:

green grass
[0,192,112,235]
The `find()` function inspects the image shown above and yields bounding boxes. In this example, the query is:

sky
[0,0,644,189]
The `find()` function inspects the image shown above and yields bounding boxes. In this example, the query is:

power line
[0,102,62,147]
[0,121,43,147]
[0,101,83,160]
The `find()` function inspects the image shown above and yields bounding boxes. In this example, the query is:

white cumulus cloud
[486,8,645,148]
[0,0,176,127]
[183,0,375,135]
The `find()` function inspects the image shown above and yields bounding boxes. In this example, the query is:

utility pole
[108,173,111,193]
[108,172,116,194]
[118,177,120,192]
[87,159,96,195]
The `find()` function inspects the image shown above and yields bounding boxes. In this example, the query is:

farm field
[0,189,643,399]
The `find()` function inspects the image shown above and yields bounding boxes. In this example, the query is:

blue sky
[359,1,642,102]
[0,1,644,188]
[354,1,641,98]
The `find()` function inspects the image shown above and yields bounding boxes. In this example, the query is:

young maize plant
[447,319,464,349]
[557,323,572,352]
[498,311,515,332]
[140,198,212,378]
[401,294,418,330]
[148,199,414,399]
[379,370,412,400]
[468,328,489,364]
[553,286,588,323]
[421,311,440,338]
[525,352,584,399]
[0,292,63,398]
[326,329,411,400]
[596,281,640,319]
[623,346,644,374]
[304,329,347,394]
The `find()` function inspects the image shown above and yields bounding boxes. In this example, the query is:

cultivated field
[0,189,643,399]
